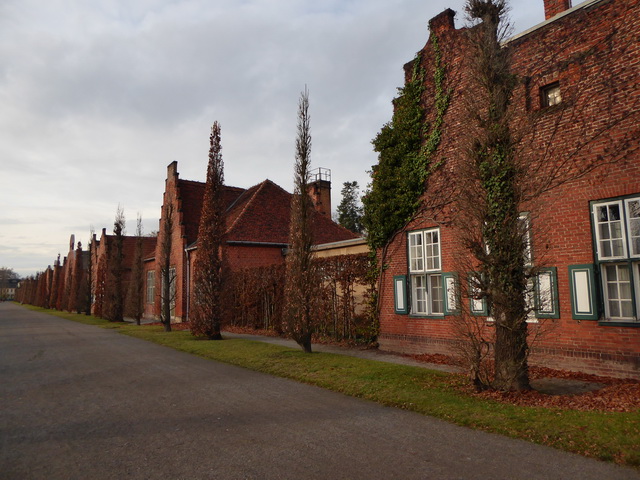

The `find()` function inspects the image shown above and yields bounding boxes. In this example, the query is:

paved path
[1,302,638,480]
[221,331,459,372]
[220,333,604,395]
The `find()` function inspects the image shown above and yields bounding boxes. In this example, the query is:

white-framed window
[625,198,640,257]
[519,212,533,267]
[593,201,626,259]
[541,82,561,107]
[592,196,640,322]
[146,271,155,304]
[408,229,443,316]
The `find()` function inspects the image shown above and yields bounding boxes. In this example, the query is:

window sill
[598,320,640,328]
[408,314,445,319]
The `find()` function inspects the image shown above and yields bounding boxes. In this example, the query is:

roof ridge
[262,178,291,195]
[179,178,245,192]
[225,180,271,234]
[225,184,258,213]
[178,178,205,186]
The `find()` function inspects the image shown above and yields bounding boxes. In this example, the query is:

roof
[100,235,158,269]
[224,179,358,245]
[180,177,357,250]
[178,179,245,244]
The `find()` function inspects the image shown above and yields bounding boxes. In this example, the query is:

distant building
[1,278,19,301]
[144,161,359,321]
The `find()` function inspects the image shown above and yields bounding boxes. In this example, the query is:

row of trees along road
[19,0,638,393]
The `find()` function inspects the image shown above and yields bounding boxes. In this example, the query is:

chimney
[167,160,178,184]
[307,167,331,217]
[428,8,456,36]
[544,0,572,20]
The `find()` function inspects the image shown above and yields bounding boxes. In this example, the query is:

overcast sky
[1,0,560,277]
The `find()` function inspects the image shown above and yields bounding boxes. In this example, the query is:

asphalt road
[1,302,638,480]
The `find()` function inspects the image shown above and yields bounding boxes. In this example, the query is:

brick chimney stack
[167,160,178,185]
[307,167,331,217]
[544,0,572,20]
[428,8,456,35]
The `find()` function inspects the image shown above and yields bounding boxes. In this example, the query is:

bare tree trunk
[160,204,174,332]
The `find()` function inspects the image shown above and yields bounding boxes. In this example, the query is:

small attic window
[541,82,561,107]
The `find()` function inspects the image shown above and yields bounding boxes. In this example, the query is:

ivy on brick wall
[361,34,451,324]
[363,34,451,252]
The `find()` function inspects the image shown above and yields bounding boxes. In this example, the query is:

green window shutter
[442,272,460,315]
[568,264,598,320]
[393,275,408,314]
[535,267,559,319]
[469,273,488,316]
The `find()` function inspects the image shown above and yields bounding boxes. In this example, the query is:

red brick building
[378,0,640,378]
[91,228,157,317]
[144,161,358,322]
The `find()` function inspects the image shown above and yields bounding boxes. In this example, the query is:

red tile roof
[178,179,245,244]
[179,177,358,249]
[224,179,358,245]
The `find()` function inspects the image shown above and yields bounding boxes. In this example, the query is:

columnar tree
[49,255,61,309]
[106,206,126,321]
[69,241,85,314]
[126,215,145,325]
[283,88,317,353]
[336,181,364,234]
[36,270,49,308]
[61,256,72,311]
[84,230,94,315]
[191,122,226,340]
[159,203,175,332]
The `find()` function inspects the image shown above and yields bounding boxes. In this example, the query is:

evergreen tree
[336,181,364,234]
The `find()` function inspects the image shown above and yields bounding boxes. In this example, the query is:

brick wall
[152,161,189,322]
[378,0,640,379]
[544,0,572,19]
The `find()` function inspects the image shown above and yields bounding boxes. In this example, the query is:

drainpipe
[184,247,190,322]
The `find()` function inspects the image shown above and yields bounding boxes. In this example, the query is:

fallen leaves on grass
[468,367,640,412]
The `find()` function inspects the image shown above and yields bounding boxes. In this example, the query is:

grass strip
[24,305,640,468]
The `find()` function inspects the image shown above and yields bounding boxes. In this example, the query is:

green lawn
[24,306,640,468]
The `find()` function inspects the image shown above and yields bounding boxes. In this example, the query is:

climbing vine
[362,34,451,325]
[363,34,451,251]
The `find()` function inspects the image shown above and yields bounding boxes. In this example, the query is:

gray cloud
[0,0,558,276]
